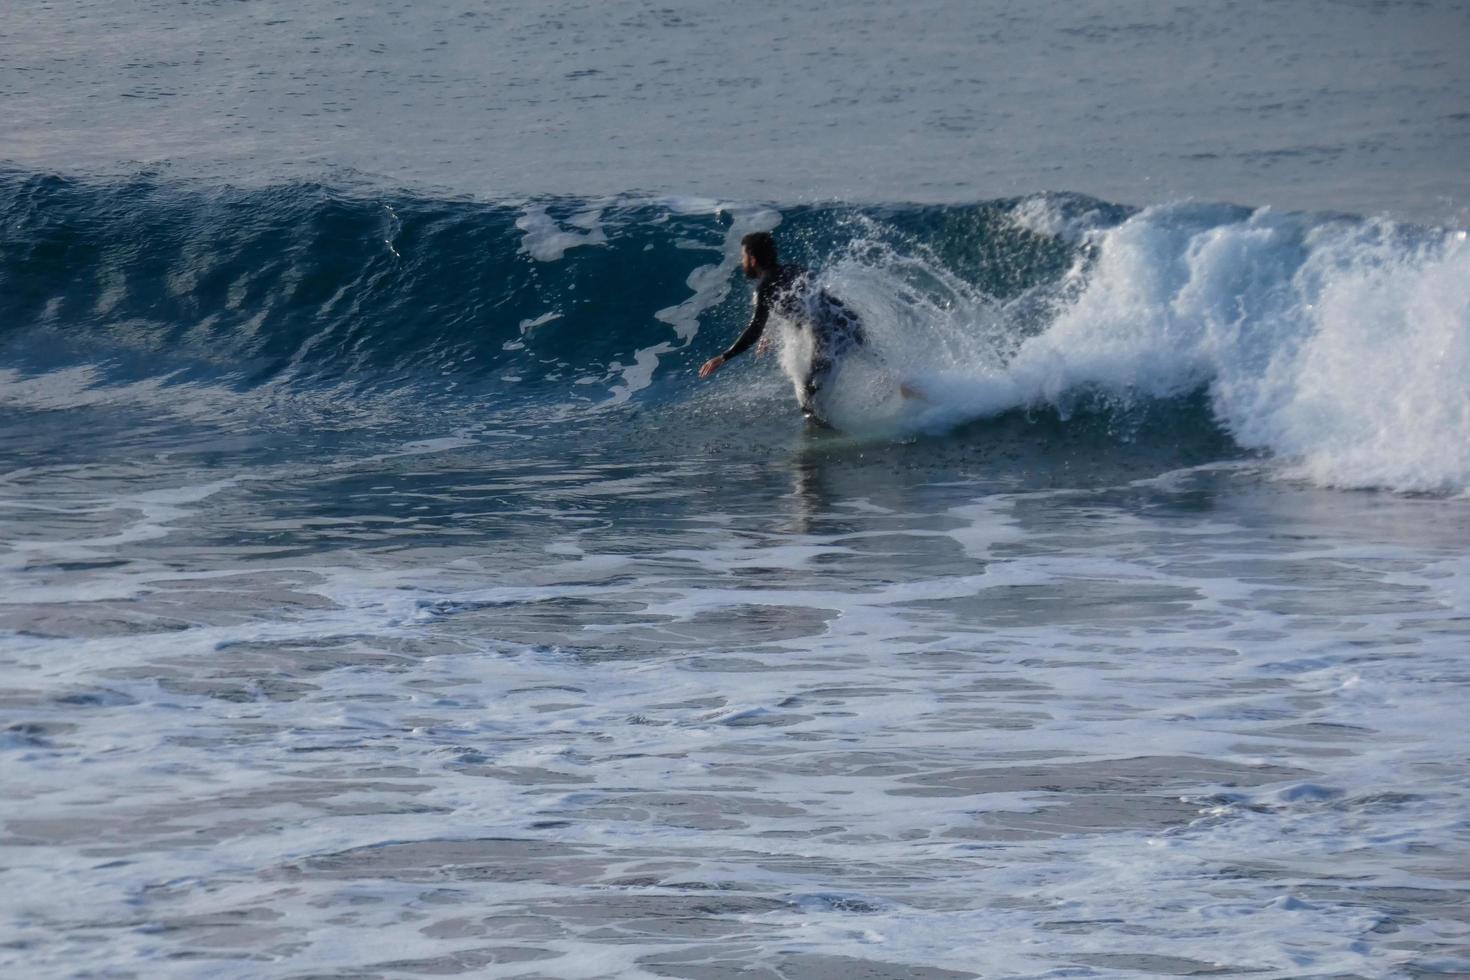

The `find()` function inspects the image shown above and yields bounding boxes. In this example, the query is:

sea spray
[800,200,1470,492]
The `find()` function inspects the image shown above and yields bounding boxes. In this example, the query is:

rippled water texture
[4,0,1470,976]
[4,416,1470,977]
[5,0,1469,218]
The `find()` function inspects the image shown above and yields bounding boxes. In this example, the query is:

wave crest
[2,170,1466,493]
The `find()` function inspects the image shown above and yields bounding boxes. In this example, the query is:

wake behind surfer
[698,231,866,422]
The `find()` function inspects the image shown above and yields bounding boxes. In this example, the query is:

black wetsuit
[721,264,865,413]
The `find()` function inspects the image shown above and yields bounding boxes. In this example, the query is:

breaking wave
[2,169,1466,492]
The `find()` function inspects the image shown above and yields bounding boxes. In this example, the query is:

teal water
[3,2,1470,977]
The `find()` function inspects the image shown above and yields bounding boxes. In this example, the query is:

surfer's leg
[803,310,854,413]
[801,355,833,416]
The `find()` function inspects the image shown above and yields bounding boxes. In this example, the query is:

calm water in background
[3,2,1470,978]
[6,0,1469,219]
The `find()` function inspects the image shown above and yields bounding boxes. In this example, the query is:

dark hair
[741,231,778,270]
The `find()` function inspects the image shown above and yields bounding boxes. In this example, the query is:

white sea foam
[4,444,1469,977]
[609,202,779,404]
[514,204,609,262]
[819,201,1470,494]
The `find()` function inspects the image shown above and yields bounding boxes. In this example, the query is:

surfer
[698,232,867,421]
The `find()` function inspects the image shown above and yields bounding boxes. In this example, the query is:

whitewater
[3,170,1468,978]
[4,0,1470,977]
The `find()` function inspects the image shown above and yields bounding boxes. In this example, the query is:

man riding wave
[698,232,867,422]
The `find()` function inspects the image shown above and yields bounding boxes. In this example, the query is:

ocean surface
[3,2,1470,978]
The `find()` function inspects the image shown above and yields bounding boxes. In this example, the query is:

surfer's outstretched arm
[700,284,770,378]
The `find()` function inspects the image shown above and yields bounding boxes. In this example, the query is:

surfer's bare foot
[899,382,925,400]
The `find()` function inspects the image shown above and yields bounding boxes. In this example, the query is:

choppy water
[4,1,1470,978]
[6,416,1470,978]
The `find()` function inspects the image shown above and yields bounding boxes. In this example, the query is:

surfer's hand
[755,336,771,357]
[699,355,726,378]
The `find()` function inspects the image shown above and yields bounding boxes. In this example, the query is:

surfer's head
[741,232,777,280]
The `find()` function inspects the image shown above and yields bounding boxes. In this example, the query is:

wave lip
[1017,205,1470,494]
[817,200,1470,495]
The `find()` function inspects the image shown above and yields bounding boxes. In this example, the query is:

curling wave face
[2,170,1466,493]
